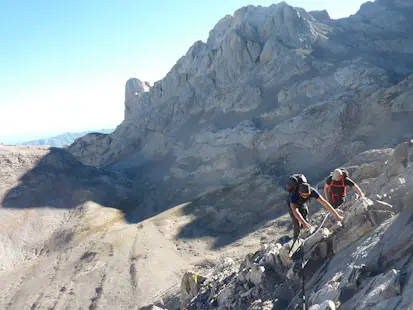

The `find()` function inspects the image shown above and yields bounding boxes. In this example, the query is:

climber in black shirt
[324,168,364,209]
[289,183,344,239]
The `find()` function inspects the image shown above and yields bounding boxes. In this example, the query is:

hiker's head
[299,183,311,198]
[286,177,297,191]
[332,169,343,181]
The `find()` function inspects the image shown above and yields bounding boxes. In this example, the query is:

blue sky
[0,0,367,143]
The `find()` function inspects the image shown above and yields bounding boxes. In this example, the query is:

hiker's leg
[301,206,309,221]
[327,192,333,205]
[333,201,343,209]
[330,193,344,209]
[289,209,300,239]
[333,196,345,209]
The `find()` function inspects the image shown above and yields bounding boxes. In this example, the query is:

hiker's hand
[302,222,313,230]
[356,193,365,201]
[335,214,344,222]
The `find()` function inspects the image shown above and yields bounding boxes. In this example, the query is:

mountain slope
[0,145,290,309]
[178,139,413,310]
[0,145,191,309]
[68,0,413,216]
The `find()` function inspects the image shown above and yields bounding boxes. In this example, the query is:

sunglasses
[299,192,310,198]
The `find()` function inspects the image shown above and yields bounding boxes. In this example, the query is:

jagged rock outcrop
[68,0,413,216]
[309,10,331,23]
[180,271,207,308]
[124,77,151,120]
[179,139,413,310]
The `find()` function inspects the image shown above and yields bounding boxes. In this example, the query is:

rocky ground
[177,139,413,310]
[0,145,291,310]
[1,141,411,310]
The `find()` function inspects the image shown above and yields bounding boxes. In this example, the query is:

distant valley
[18,128,114,148]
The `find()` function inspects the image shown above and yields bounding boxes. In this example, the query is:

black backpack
[289,173,307,187]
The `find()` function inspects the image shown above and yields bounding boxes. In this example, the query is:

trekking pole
[301,243,306,310]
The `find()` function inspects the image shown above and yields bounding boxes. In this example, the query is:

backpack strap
[291,173,307,185]
[340,168,349,178]
[329,174,347,203]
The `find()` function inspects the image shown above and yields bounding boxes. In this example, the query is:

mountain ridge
[68,0,413,213]
[18,128,114,148]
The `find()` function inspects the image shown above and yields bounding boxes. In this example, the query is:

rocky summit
[69,0,413,199]
[1,0,413,310]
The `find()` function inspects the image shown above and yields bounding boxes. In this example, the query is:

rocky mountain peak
[309,10,331,22]
[69,0,413,196]
[124,77,150,120]
[207,1,318,49]
[375,0,413,8]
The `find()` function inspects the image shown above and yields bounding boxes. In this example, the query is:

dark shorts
[328,192,346,208]
[288,204,309,238]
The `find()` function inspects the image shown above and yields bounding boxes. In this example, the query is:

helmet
[332,169,343,181]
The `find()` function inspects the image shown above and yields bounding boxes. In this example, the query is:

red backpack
[328,168,349,202]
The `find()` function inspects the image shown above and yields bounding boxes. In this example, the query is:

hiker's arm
[346,177,364,198]
[317,196,342,219]
[290,203,309,226]
[352,183,364,198]
[324,183,330,200]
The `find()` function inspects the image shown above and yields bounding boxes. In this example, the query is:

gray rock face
[124,77,151,121]
[181,140,413,309]
[180,271,207,308]
[309,10,331,23]
[68,0,413,214]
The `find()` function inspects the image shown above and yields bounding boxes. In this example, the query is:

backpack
[289,173,307,187]
[328,168,349,202]
[340,168,349,178]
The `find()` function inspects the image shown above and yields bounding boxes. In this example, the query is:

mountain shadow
[174,174,295,249]
[1,147,145,224]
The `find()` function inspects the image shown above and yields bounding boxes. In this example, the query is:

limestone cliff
[68,0,413,210]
